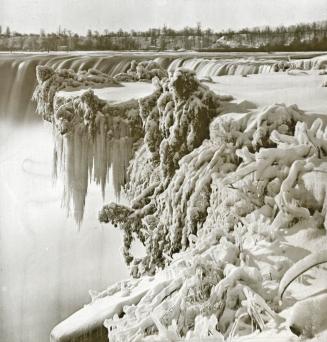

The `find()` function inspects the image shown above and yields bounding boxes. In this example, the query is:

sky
[1,0,327,35]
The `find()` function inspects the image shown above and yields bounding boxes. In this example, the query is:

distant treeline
[0,21,327,52]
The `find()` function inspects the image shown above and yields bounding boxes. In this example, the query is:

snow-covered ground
[207,71,327,114]
[57,82,154,103]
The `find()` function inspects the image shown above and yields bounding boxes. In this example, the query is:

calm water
[0,122,129,342]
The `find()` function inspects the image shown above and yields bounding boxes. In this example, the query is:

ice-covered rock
[33,67,142,222]
[100,68,223,273]
[33,65,119,121]
[96,98,327,340]
[114,60,168,82]
[34,64,327,341]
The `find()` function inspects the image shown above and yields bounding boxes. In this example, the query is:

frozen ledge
[50,275,156,342]
[32,65,158,222]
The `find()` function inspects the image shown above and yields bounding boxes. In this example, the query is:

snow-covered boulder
[114,60,168,82]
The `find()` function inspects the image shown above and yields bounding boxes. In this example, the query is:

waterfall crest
[167,55,327,78]
[0,54,171,121]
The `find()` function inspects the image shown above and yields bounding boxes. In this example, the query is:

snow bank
[286,293,327,338]
[279,249,327,300]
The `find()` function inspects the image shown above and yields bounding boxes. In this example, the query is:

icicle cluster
[33,66,143,223]
[114,60,168,82]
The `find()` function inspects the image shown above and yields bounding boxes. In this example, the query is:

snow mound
[287,293,327,338]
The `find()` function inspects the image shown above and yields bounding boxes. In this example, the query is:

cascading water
[1,52,324,123]
[167,55,325,78]
[0,51,175,342]
[167,57,277,77]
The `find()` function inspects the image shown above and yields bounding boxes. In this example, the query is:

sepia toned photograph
[1,0,327,341]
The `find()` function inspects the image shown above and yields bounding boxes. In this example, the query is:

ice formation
[99,68,223,273]
[33,65,120,121]
[97,76,327,340]
[33,66,142,222]
[114,60,168,82]
[35,64,327,341]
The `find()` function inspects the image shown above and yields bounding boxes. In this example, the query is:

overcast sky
[1,0,327,34]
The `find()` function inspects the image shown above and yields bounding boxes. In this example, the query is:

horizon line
[1,18,327,36]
